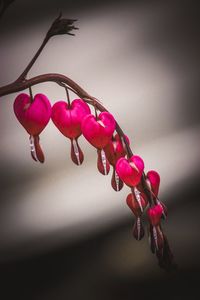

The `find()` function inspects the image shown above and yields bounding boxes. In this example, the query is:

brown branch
[16,14,78,82]
[0,73,91,98]
[0,72,132,156]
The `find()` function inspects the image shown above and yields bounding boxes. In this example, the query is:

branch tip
[47,14,78,38]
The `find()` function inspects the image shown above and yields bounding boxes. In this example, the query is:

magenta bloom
[146,170,160,197]
[51,99,90,139]
[146,170,167,218]
[104,133,129,166]
[81,112,116,149]
[14,93,51,136]
[126,190,147,217]
[51,99,91,165]
[147,204,163,226]
[104,133,129,191]
[116,155,144,187]
[14,93,51,162]
[81,111,115,176]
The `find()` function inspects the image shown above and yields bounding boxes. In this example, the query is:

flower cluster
[13,91,174,270]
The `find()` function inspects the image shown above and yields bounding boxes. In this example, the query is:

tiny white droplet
[114,170,120,191]
[72,139,81,165]
[101,149,107,175]
[29,135,37,161]
[98,120,106,128]
[134,187,143,212]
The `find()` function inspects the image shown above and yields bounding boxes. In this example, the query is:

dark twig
[16,13,78,82]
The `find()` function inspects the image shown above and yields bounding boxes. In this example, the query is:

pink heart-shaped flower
[104,133,130,166]
[147,204,163,226]
[81,112,116,149]
[146,170,160,197]
[116,155,144,187]
[51,99,91,139]
[126,190,147,217]
[14,93,51,135]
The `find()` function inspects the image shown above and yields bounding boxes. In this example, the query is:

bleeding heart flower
[14,93,51,163]
[147,204,163,226]
[116,155,144,187]
[146,170,167,219]
[104,133,129,191]
[146,170,160,197]
[81,111,115,175]
[51,99,91,165]
[104,133,129,166]
[51,99,90,139]
[126,188,148,217]
[81,112,116,149]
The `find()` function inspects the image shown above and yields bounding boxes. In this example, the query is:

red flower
[147,204,163,226]
[104,133,129,166]
[81,111,115,175]
[104,133,129,191]
[81,112,116,149]
[116,155,144,187]
[51,99,91,165]
[14,93,51,163]
[146,170,160,197]
[126,189,147,217]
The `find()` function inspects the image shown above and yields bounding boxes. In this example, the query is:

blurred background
[0,0,200,299]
